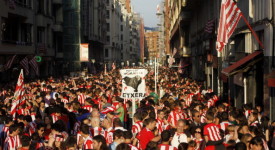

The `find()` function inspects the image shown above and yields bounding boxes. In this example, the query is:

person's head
[188,140,196,150]
[93,135,108,150]
[227,125,235,135]
[123,130,133,144]
[235,142,247,150]
[101,118,112,129]
[116,143,131,150]
[248,112,258,123]
[80,124,90,137]
[113,118,123,127]
[44,116,52,125]
[20,135,31,147]
[193,127,202,139]
[161,130,172,142]
[90,117,100,128]
[205,111,215,123]
[157,110,165,120]
[241,133,253,147]
[9,124,20,136]
[143,118,156,130]
[191,110,200,123]
[113,129,125,143]
[91,110,100,118]
[145,141,158,150]
[178,142,188,150]
[249,136,264,150]
[36,123,45,137]
[65,136,77,150]
[177,119,186,133]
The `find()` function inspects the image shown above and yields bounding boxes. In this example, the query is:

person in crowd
[137,118,161,150]
[158,130,177,150]
[93,135,109,150]
[171,119,189,147]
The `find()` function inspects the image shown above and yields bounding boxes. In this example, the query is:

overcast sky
[131,0,163,27]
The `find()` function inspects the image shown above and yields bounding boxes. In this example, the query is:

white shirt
[171,132,188,148]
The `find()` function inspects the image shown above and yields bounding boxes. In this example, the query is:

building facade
[165,0,275,120]
[145,29,159,62]
[0,0,63,79]
[104,0,142,68]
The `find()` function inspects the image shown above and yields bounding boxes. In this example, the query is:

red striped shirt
[203,123,222,141]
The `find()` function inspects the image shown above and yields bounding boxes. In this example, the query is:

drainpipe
[244,76,247,104]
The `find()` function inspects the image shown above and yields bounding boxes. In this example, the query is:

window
[121,35,123,40]
[37,27,45,43]
[106,0,110,6]
[105,49,109,57]
[21,24,32,43]
[121,44,123,50]
[37,0,44,14]
[107,36,110,42]
[106,10,110,19]
[107,23,110,31]
[121,25,123,31]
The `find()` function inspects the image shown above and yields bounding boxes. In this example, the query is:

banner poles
[241,14,264,49]
[154,57,157,93]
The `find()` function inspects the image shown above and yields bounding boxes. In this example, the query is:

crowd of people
[0,67,274,150]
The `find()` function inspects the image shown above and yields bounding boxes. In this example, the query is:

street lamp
[121,62,124,68]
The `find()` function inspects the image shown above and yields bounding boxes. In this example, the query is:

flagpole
[154,57,157,94]
[241,14,264,49]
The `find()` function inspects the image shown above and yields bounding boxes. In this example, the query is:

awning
[267,71,275,87]
[221,50,263,77]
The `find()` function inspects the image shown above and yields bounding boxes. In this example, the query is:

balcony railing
[1,40,32,46]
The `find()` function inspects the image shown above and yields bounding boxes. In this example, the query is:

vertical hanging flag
[104,64,107,75]
[11,69,25,117]
[112,62,116,70]
[157,4,160,14]
[29,57,39,76]
[4,55,17,70]
[20,57,29,75]
[216,0,242,52]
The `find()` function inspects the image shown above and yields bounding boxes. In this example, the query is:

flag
[157,4,160,14]
[104,64,107,75]
[20,57,29,75]
[29,57,39,76]
[178,59,183,74]
[172,48,177,57]
[112,62,116,70]
[204,19,215,33]
[4,55,16,70]
[216,0,242,52]
[11,69,25,117]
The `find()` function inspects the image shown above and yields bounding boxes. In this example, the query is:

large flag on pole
[11,69,25,117]
[216,0,242,52]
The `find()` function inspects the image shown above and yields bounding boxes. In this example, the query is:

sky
[131,0,163,27]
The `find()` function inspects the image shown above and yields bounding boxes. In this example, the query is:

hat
[101,106,118,115]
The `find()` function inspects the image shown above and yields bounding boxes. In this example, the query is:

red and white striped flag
[112,62,116,70]
[216,0,242,52]
[4,55,16,70]
[11,69,25,117]
[104,64,107,75]
[20,57,29,75]
[29,57,39,76]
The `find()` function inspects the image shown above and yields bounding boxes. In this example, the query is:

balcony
[53,0,62,5]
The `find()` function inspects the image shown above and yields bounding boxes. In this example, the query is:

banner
[80,43,89,62]
[11,69,25,117]
[120,69,148,99]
